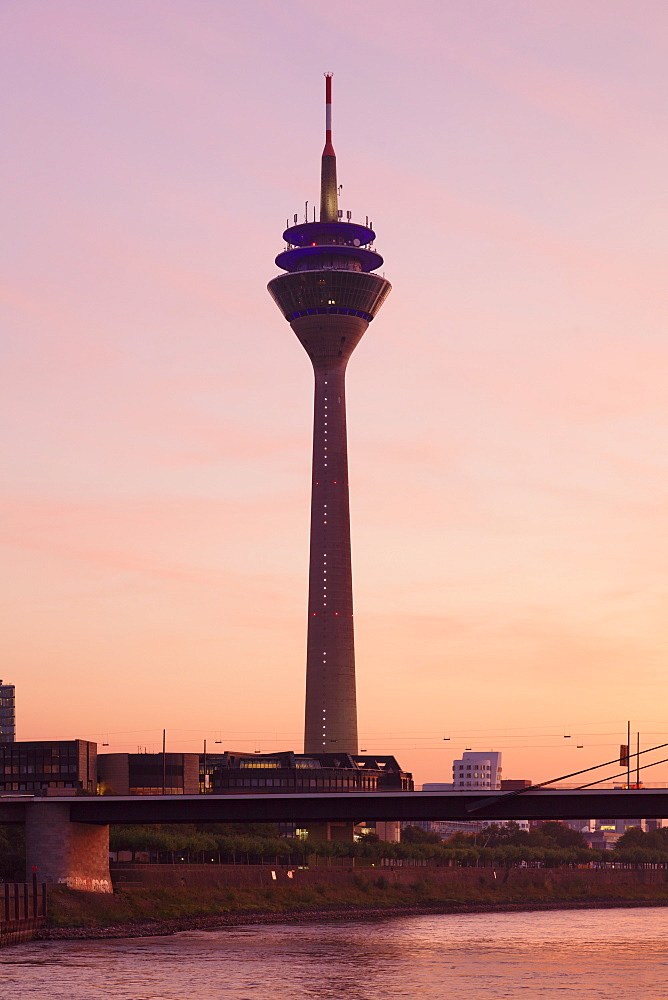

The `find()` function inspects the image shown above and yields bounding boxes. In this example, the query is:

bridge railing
[111,850,312,866]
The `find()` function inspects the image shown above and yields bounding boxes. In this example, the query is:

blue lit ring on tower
[282,221,376,248]
[276,221,383,275]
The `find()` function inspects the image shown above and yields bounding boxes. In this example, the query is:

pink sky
[3,1,668,786]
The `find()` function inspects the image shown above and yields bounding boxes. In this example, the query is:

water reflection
[2,908,668,999]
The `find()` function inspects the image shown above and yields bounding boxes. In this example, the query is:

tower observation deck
[268,75,391,755]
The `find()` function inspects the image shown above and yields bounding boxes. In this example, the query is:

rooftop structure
[268,75,391,754]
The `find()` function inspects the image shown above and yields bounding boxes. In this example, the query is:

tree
[0,824,24,879]
[443,831,476,847]
[616,826,645,849]
[401,825,442,844]
[529,822,587,849]
[466,823,529,848]
[196,822,280,838]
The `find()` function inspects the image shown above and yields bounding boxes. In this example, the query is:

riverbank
[36,867,668,939]
[36,899,668,940]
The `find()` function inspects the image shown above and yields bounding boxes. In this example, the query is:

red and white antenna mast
[320,73,338,222]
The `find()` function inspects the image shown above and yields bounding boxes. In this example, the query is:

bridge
[2,788,666,892]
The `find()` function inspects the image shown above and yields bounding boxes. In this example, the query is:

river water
[2,907,668,999]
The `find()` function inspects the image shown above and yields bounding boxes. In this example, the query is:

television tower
[268,76,391,754]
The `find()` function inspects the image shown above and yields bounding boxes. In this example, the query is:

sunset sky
[3,1,668,786]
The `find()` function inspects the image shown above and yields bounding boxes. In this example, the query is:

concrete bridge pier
[25,803,112,892]
[306,821,358,842]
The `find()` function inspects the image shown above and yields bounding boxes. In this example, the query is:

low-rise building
[0,739,96,794]
[401,819,486,839]
[207,751,412,794]
[98,753,200,795]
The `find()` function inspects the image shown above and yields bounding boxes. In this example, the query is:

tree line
[5,820,668,878]
[101,820,639,867]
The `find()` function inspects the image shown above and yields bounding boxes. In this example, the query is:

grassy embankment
[16,823,668,935]
[46,871,668,931]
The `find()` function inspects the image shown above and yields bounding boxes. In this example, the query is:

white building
[422,752,502,792]
[450,751,502,790]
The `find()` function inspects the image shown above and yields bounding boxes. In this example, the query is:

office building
[268,75,391,754]
[422,751,502,791]
[0,740,96,794]
[0,680,15,743]
[452,751,502,789]
[401,819,487,839]
[97,753,199,795]
[208,751,412,794]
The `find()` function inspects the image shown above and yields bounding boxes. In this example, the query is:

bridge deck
[2,789,668,824]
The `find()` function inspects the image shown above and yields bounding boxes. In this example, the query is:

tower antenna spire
[320,72,338,223]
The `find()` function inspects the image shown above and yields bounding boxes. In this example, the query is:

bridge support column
[25,803,112,892]
[306,821,355,842]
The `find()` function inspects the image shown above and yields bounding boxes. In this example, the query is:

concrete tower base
[25,803,112,892]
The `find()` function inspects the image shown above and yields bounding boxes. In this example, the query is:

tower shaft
[293,314,369,753]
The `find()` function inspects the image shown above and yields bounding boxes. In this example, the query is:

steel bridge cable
[465,741,668,814]
[576,755,668,789]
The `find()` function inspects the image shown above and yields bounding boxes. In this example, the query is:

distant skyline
[3,1,668,785]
